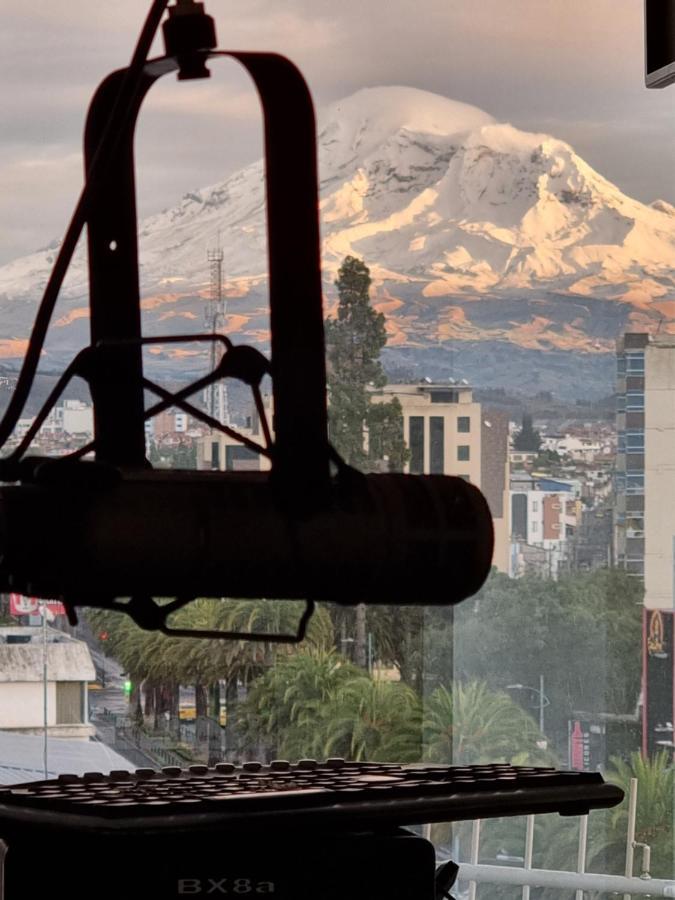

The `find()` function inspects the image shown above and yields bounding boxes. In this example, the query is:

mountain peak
[0,84,674,372]
[319,86,495,162]
[651,199,675,217]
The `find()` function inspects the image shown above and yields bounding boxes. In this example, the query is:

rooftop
[0,731,132,785]
[0,627,95,682]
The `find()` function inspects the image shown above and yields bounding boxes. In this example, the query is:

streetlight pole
[539,673,545,735]
[506,678,549,736]
[39,604,48,779]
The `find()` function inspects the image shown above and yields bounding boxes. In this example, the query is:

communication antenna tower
[204,239,229,425]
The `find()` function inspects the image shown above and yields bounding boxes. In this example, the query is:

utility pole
[539,673,545,734]
[39,604,49,778]
[355,604,367,669]
[204,238,229,425]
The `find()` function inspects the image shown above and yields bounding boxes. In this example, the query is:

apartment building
[373,382,510,573]
[152,408,189,438]
[510,474,580,578]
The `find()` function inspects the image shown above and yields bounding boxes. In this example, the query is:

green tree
[320,676,422,762]
[149,441,196,469]
[366,606,425,690]
[449,569,643,761]
[591,752,674,879]
[325,256,409,668]
[425,681,557,868]
[479,752,675,900]
[238,647,362,759]
[87,598,334,756]
[325,255,407,472]
[513,413,541,452]
[239,650,422,761]
[423,682,555,766]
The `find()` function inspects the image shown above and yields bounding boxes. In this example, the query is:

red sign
[9,594,66,617]
[570,721,586,770]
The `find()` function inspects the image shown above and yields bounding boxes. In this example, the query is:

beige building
[616,332,675,607]
[197,382,508,571]
[374,382,510,573]
[644,336,675,609]
[197,397,272,472]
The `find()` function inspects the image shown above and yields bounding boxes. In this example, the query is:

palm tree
[476,751,675,900]
[320,677,423,762]
[238,647,362,758]
[423,681,556,765]
[588,752,674,879]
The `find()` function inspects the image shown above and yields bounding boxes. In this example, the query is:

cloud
[141,82,261,121]
[0,147,83,262]
[1,0,673,265]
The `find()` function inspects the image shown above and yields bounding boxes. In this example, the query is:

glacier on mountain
[0,84,673,370]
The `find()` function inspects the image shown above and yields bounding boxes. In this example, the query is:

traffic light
[123,679,132,698]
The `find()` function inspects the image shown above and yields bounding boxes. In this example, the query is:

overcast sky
[0,0,673,265]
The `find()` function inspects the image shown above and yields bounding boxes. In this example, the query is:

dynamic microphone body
[0,467,493,606]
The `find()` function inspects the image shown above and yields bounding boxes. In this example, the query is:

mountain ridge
[0,85,672,396]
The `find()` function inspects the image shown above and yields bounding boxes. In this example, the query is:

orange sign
[647,610,665,655]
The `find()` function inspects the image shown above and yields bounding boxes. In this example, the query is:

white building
[0,627,96,739]
[510,476,580,578]
[541,434,602,463]
[43,400,94,436]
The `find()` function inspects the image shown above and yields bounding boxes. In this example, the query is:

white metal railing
[458,863,675,896]
[446,779,675,898]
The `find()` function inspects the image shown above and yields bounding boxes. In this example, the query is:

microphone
[0,465,494,610]
[0,19,494,639]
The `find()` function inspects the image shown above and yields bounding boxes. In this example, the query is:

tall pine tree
[513,413,542,452]
[325,255,407,472]
[325,256,408,669]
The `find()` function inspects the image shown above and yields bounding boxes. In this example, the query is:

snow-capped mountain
[1,85,674,391]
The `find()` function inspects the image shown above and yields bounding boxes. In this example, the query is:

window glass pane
[626,392,645,410]
[626,473,645,494]
[626,433,645,451]
[225,445,260,471]
[409,416,425,474]
[430,391,458,404]
[430,416,444,474]
[4,4,675,895]
[626,353,645,374]
[56,683,84,725]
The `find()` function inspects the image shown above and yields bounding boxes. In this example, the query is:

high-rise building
[615,331,675,755]
[373,382,510,573]
[614,332,648,579]
[644,336,675,611]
